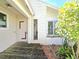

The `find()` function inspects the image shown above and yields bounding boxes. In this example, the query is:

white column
[27,16,33,43]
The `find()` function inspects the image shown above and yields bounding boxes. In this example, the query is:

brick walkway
[0,41,61,59]
[42,45,61,59]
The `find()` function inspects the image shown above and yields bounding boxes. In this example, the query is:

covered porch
[0,0,33,52]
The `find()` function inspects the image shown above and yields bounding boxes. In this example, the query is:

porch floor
[0,41,47,59]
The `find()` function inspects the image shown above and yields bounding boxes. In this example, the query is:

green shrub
[56,40,75,59]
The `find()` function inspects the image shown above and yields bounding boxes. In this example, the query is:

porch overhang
[24,0,34,16]
[7,0,34,18]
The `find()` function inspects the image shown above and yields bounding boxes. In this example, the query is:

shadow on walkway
[0,41,47,59]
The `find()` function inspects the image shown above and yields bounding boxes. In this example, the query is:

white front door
[18,19,28,41]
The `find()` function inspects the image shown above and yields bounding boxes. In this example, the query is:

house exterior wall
[28,0,47,44]
[0,4,28,52]
[0,0,64,53]
[47,7,58,18]
[0,6,17,52]
[17,17,28,41]
[28,0,64,45]
[46,7,64,45]
[0,0,32,52]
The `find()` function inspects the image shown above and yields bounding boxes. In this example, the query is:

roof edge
[39,0,59,10]
[25,0,34,16]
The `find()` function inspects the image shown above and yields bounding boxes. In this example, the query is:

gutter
[24,0,34,16]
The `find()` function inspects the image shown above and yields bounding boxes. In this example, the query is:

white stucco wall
[17,17,28,42]
[28,0,64,45]
[0,5,22,52]
[0,0,64,50]
[28,0,47,44]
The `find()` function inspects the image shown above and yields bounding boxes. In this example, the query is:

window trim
[48,21,53,35]
[0,11,9,30]
[47,20,57,36]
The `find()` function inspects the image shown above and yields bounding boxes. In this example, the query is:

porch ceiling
[6,0,33,17]
[0,0,27,18]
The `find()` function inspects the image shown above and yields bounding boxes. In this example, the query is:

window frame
[0,11,9,30]
[48,21,53,35]
[48,20,57,36]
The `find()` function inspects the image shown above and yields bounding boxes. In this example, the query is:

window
[48,21,53,35]
[34,19,38,40]
[48,20,57,35]
[53,20,58,35]
[0,13,7,28]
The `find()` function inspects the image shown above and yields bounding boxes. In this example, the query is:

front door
[18,20,28,41]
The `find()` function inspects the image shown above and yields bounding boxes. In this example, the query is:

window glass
[48,21,53,34]
[48,20,58,35]
[53,20,58,35]
[0,13,7,28]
